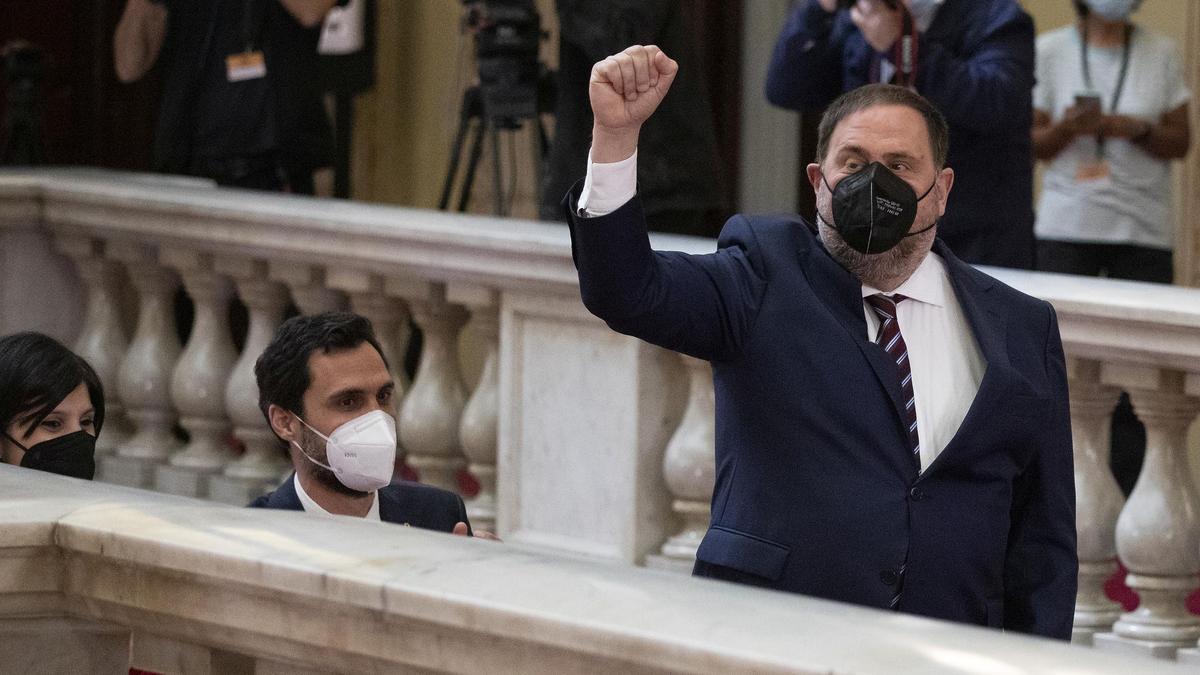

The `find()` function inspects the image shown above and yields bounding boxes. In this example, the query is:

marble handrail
[0,466,1184,674]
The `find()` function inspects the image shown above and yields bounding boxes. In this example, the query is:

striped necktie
[866,294,920,464]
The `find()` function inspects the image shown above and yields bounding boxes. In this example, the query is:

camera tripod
[438,82,552,216]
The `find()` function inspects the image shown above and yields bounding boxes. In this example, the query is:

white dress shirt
[293,472,381,521]
[581,152,986,471]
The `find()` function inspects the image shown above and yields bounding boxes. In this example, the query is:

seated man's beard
[299,426,371,498]
[817,219,936,289]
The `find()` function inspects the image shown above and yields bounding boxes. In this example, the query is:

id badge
[1075,159,1111,182]
[226,51,267,82]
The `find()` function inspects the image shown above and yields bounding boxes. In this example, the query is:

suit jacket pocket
[695,525,791,582]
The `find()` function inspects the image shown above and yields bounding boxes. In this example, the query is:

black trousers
[1036,238,1173,496]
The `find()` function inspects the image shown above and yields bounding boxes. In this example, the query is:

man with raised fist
[565,45,1075,639]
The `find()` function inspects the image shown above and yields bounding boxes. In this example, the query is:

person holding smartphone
[1031,0,1191,286]
[766,0,1038,270]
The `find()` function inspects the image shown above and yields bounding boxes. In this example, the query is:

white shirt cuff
[578,149,637,217]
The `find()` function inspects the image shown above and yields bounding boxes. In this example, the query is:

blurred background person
[1031,0,1191,501]
[0,332,104,480]
[1032,0,1191,286]
[766,0,1036,269]
[540,0,727,237]
[113,0,345,194]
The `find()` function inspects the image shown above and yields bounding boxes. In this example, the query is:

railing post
[454,287,500,532]
[646,354,714,572]
[1067,358,1125,645]
[1094,366,1200,659]
[400,282,468,492]
[97,244,181,489]
[56,235,131,457]
[209,259,291,505]
[156,251,238,498]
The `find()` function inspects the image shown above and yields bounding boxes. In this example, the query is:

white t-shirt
[1033,25,1190,250]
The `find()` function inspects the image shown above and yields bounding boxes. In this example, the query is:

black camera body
[464,0,544,123]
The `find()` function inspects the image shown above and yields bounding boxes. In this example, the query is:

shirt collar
[861,251,949,308]
[293,472,380,521]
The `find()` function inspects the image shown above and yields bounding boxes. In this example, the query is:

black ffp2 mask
[8,430,97,480]
[821,162,938,255]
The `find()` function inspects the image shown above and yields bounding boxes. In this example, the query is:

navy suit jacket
[249,474,471,534]
[569,190,1076,639]
[766,0,1036,269]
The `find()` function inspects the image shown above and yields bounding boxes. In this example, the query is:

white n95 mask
[292,409,397,492]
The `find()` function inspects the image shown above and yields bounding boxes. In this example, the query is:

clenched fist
[589,45,678,163]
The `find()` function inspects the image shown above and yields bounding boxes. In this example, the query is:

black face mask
[6,430,96,480]
[821,162,938,255]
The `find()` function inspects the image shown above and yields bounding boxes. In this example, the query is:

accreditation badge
[226,50,267,82]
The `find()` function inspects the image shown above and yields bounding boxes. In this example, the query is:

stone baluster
[56,236,131,456]
[1095,367,1200,659]
[456,290,500,532]
[1067,358,1125,645]
[102,246,182,488]
[350,286,412,395]
[209,260,291,506]
[281,265,347,316]
[645,355,714,572]
[156,252,238,498]
[399,283,468,492]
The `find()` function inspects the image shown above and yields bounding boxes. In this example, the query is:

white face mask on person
[1084,0,1141,21]
[291,409,397,492]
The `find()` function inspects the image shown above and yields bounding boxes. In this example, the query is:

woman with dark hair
[0,332,105,479]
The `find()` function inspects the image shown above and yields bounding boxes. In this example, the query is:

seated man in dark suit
[248,311,471,534]
[568,46,1075,638]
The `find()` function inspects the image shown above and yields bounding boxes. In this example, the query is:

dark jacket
[766,0,1036,269]
[249,474,471,534]
[568,184,1077,639]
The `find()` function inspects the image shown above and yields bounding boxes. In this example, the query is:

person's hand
[1100,114,1151,140]
[1059,104,1102,137]
[850,0,904,53]
[452,521,502,541]
[817,0,840,13]
[589,45,678,163]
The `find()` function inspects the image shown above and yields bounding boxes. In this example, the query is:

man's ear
[806,162,823,195]
[934,166,955,217]
[267,404,298,443]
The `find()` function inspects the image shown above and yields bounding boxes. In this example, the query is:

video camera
[462,0,546,125]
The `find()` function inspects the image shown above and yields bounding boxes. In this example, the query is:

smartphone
[1074,92,1102,114]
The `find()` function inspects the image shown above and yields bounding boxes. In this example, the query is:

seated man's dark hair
[0,332,105,441]
[254,312,389,423]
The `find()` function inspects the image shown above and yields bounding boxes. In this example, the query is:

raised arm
[570,46,766,362]
[765,0,849,112]
[113,0,168,83]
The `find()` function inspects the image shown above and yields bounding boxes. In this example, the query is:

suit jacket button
[908,487,926,501]
[880,570,899,586]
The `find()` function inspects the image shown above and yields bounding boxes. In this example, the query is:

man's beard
[297,426,370,498]
[816,216,936,290]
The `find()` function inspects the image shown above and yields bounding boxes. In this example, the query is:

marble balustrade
[3,170,1200,664]
[0,466,1190,675]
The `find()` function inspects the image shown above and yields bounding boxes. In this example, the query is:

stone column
[280,265,348,316]
[1095,367,1200,659]
[209,260,291,506]
[457,292,500,532]
[645,355,714,573]
[57,236,131,456]
[156,252,238,498]
[100,246,181,488]
[1067,359,1125,645]
[399,283,468,492]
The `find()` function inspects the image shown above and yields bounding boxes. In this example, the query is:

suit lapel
[798,229,915,476]
[266,473,304,511]
[918,241,1015,479]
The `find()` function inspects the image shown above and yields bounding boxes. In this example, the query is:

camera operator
[542,1,726,237]
[114,0,345,194]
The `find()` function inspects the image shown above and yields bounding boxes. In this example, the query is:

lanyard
[1080,22,1133,158]
[870,10,919,88]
